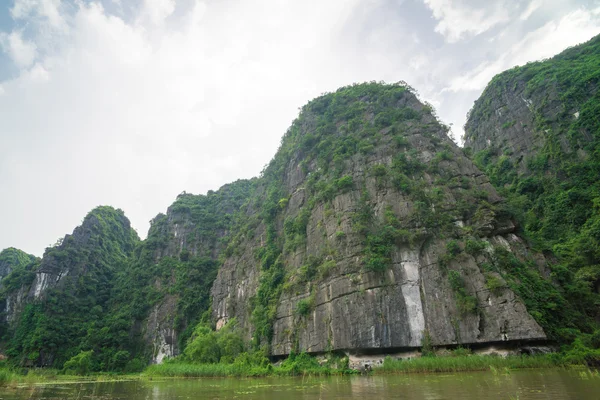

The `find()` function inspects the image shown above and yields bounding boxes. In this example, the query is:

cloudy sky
[1,0,599,256]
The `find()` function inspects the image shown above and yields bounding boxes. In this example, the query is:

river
[1,369,599,399]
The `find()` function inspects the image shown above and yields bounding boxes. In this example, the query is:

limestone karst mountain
[211,82,546,356]
[1,207,138,366]
[464,34,600,342]
[3,33,600,368]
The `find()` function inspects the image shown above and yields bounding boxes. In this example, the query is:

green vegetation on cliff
[227,82,466,349]
[4,51,600,373]
[3,207,139,369]
[240,82,436,347]
[215,80,541,360]
[0,248,38,296]
[465,35,600,349]
[0,248,37,274]
[0,181,254,372]
[0,248,39,338]
[90,179,255,370]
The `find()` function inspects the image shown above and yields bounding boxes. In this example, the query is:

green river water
[1,369,600,399]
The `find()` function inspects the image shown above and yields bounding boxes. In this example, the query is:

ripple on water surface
[1,369,600,399]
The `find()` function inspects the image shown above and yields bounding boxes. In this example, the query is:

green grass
[0,366,140,388]
[375,354,558,374]
[145,352,351,378]
[0,368,17,386]
[0,353,593,383]
[144,362,271,378]
[144,362,340,378]
[145,353,581,379]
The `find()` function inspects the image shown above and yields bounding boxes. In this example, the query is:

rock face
[463,34,600,341]
[4,78,576,367]
[211,83,546,356]
[1,206,139,366]
[0,183,253,367]
[29,207,137,300]
[123,180,254,363]
[464,34,600,171]
[145,294,178,364]
[0,248,38,326]
[272,237,545,355]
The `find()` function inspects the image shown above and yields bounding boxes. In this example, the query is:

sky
[1,0,599,256]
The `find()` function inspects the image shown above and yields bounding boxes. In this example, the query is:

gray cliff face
[0,210,135,326]
[0,207,138,367]
[138,182,254,363]
[271,236,545,355]
[211,232,263,332]
[211,84,546,355]
[464,36,599,170]
[28,238,79,301]
[141,207,208,363]
[0,248,38,324]
[0,263,10,282]
[0,250,20,282]
[4,285,30,325]
[27,209,135,302]
[145,294,178,364]
[463,77,582,171]
[464,78,543,168]
[462,35,600,346]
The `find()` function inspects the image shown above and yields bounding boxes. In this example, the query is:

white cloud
[0,0,383,254]
[24,63,50,82]
[0,31,37,67]
[0,0,598,255]
[409,54,428,70]
[520,0,544,20]
[11,0,66,29]
[446,8,600,92]
[423,0,510,42]
[139,0,176,26]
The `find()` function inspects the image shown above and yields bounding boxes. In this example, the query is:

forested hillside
[0,183,254,371]
[1,207,139,368]
[109,179,255,365]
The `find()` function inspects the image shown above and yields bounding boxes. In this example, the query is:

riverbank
[0,352,595,385]
[376,354,559,374]
[144,352,345,378]
[144,354,565,378]
[0,367,141,388]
